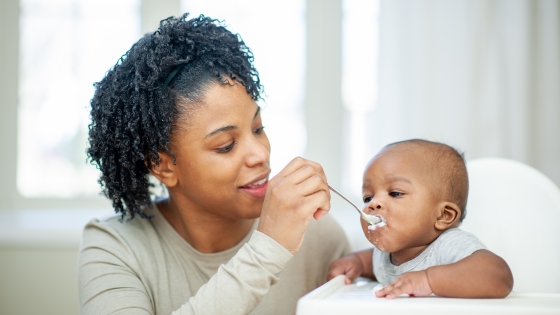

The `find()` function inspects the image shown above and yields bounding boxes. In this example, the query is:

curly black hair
[87,13,263,220]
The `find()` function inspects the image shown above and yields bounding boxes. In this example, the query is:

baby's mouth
[368,216,386,232]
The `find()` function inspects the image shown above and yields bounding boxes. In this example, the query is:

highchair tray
[296,275,560,315]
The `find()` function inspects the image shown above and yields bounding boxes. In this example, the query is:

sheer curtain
[368,0,560,187]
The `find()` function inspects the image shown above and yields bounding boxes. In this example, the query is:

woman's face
[168,81,271,220]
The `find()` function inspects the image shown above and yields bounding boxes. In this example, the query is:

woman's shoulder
[80,210,159,254]
[85,211,154,234]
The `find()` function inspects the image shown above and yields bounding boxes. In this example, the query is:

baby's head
[361,139,468,253]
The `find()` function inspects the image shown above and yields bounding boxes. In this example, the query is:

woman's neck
[156,197,255,253]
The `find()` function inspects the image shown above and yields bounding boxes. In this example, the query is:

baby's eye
[389,191,403,198]
[363,196,373,203]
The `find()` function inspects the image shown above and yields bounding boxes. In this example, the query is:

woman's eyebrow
[205,125,237,139]
[205,106,261,139]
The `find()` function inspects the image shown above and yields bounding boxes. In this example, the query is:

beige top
[78,205,350,315]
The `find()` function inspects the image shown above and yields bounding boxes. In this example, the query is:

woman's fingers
[303,189,330,214]
[257,157,331,254]
[276,157,328,184]
[295,172,328,196]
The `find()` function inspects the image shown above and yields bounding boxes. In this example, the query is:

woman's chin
[233,205,263,220]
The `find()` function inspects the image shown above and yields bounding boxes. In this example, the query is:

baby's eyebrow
[386,176,412,184]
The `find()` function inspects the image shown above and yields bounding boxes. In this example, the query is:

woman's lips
[239,178,268,199]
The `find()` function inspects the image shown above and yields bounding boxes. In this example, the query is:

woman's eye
[363,196,372,203]
[254,126,265,134]
[216,142,235,153]
[389,191,403,198]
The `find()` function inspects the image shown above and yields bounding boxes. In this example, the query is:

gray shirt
[373,228,486,285]
[78,205,351,315]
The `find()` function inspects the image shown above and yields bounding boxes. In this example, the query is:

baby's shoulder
[432,228,487,264]
[437,228,480,244]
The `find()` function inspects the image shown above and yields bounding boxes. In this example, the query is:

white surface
[462,158,560,293]
[297,275,560,315]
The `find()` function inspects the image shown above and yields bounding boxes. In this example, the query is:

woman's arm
[79,224,293,315]
[375,249,513,298]
[173,232,293,314]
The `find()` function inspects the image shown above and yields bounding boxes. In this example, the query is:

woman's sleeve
[78,220,293,315]
[173,231,293,314]
[78,220,155,314]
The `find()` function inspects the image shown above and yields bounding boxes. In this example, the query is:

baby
[328,139,513,298]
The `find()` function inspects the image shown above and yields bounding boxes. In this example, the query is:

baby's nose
[363,201,380,213]
[365,200,383,213]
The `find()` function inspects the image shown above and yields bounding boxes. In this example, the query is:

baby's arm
[327,248,375,284]
[376,249,513,299]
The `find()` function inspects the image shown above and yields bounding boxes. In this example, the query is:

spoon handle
[328,185,366,219]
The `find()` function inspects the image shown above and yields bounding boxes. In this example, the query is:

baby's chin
[365,231,390,252]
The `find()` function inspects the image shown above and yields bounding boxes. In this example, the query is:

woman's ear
[434,202,461,231]
[148,152,178,188]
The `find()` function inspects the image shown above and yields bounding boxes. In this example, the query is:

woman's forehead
[177,83,259,137]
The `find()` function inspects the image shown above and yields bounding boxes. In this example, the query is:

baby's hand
[375,270,433,299]
[327,254,364,285]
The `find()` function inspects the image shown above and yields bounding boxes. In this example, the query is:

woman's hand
[257,157,330,254]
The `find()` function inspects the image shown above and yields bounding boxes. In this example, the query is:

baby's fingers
[375,284,393,298]
[375,280,410,299]
[385,284,408,299]
[327,263,360,284]
[326,263,347,281]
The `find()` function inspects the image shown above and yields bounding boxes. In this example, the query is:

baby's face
[361,147,442,254]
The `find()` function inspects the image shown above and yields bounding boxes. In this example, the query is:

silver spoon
[328,184,382,225]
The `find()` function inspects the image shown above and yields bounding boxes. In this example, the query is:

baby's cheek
[368,227,392,252]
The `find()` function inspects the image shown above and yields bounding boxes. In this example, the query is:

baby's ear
[148,152,178,188]
[434,202,461,231]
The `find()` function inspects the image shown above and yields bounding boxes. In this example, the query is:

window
[18,0,141,197]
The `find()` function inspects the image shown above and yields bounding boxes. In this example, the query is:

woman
[78,14,350,314]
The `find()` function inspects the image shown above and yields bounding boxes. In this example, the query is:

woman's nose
[245,134,270,167]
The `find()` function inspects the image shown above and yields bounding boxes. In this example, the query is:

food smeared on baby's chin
[368,221,387,232]
[366,217,388,251]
